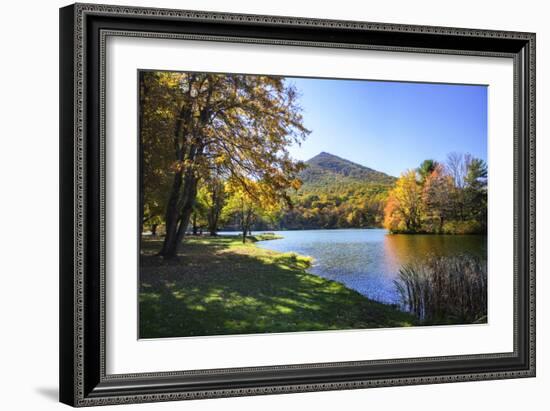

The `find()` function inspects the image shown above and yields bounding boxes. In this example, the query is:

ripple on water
[255,229,487,305]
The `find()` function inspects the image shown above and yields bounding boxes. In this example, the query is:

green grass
[248,232,284,241]
[139,235,416,338]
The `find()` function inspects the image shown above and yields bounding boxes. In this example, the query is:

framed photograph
[59,3,536,407]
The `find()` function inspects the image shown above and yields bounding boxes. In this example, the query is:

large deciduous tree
[140,72,309,257]
[140,72,181,238]
[384,170,423,233]
[422,164,454,232]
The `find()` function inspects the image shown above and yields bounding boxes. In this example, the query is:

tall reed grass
[394,254,487,324]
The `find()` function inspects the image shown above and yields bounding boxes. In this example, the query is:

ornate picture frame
[59,3,535,407]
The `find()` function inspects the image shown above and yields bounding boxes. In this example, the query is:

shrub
[249,233,284,242]
[441,220,483,234]
[394,254,487,324]
[275,252,313,269]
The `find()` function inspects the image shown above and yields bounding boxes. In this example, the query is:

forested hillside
[278,152,395,229]
[274,151,487,234]
[300,152,396,187]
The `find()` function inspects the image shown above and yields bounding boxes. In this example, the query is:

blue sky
[287,77,487,177]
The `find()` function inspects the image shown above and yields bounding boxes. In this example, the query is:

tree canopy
[384,153,487,234]
[140,71,309,256]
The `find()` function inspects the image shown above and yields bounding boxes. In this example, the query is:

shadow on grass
[139,236,415,338]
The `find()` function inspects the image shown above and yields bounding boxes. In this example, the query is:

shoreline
[139,234,416,338]
[214,227,487,236]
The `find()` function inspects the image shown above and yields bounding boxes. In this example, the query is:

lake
[253,229,487,305]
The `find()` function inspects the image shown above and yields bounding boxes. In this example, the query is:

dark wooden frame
[60,3,536,407]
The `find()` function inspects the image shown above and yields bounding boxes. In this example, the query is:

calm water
[254,229,487,305]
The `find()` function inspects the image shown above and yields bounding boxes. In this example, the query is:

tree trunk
[159,169,184,257]
[208,205,220,236]
[241,208,255,243]
[207,184,223,236]
[160,167,199,257]
[192,213,198,235]
[242,216,248,243]
[161,198,195,258]
[158,93,194,257]
[138,72,147,238]
[174,181,198,244]
[151,224,158,237]
[158,86,208,257]
[209,223,218,236]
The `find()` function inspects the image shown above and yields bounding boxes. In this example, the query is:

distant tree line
[278,184,388,229]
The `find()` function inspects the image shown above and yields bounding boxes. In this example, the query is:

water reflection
[256,229,487,305]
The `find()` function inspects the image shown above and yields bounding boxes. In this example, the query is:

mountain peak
[310,151,338,160]
[301,152,395,186]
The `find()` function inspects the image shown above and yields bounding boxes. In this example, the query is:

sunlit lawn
[139,235,416,338]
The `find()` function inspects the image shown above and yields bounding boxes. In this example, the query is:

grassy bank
[140,235,415,338]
